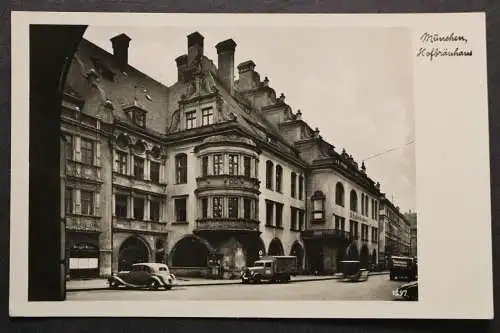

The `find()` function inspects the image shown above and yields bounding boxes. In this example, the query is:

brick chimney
[187,32,204,70]
[175,54,188,82]
[110,33,131,71]
[215,39,237,94]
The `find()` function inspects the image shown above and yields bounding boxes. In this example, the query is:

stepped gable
[63,37,171,136]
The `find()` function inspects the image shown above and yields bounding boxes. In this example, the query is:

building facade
[378,196,412,266]
[405,211,418,257]
[61,31,401,279]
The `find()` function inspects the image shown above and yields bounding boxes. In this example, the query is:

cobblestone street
[67,274,409,301]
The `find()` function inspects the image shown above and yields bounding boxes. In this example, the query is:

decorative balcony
[66,215,101,233]
[194,218,260,234]
[112,173,167,195]
[195,175,260,195]
[112,217,168,235]
[66,160,103,183]
[301,229,352,243]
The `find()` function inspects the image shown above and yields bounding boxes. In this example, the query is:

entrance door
[118,237,149,272]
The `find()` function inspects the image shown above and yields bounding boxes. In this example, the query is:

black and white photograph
[10,12,493,319]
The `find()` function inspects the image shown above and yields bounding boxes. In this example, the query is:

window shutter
[74,189,81,214]
[94,192,101,216]
[95,141,101,166]
[74,136,81,162]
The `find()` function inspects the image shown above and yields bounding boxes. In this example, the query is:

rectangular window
[201,107,213,126]
[201,198,208,218]
[116,151,128,174]
[298,176,304,200]
[350,221,359,239]
[65,188,73,214]
[275,167,282,193]
[243,198,251,220]
[228,154,239,176]
[290,207,297,231]
[150,200,160,222]
[212,197,223,218]
[275,203,283,228]
[175,154,187,184]
[174,197,187,222]
[133,157,145,179]
[185,110,196,130]
[291,173,297,198]
[133,197,145,220]
[243,156,251,178]
[80,138,94,165]
[298,210,304,231]
[80,190,94,215]
[115,194,128,218]
[266,201,274,226]
[266,162,273,190]
[201,156,208,177]
[228,197,239,218]
[213,154,224,175]
[65,135,73,160]
[150,161,160,183]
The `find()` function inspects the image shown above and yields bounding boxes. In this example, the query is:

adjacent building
[378,196,412,267]
[405,211,418,257]
[61,31,404,279]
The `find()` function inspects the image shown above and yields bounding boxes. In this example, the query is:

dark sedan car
[107,263,177,290]
[392,280,418,301]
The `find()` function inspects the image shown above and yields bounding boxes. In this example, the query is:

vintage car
[392,280,418,301]
[107,263,177,290]
[338,260,369,282]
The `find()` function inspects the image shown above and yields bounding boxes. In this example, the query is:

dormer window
[133,110,146,128]
[201,107,213,126]
[185,110,196,130]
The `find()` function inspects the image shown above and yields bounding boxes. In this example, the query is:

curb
[66,272,388,292]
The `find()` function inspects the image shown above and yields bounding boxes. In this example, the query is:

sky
[83,25,416,213]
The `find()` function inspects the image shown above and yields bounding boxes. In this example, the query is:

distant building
[61,31,399,279]
[405,211,418,257]
[378,196,411,265]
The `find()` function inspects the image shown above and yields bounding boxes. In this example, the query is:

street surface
[67,274,409,301]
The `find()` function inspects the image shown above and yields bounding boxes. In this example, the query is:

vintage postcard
[10,12,492,318]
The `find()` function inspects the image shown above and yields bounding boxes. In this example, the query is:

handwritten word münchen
[416,47,472,61]
[420,32,468,44]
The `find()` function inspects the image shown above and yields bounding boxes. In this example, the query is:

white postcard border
[10,11,493,319]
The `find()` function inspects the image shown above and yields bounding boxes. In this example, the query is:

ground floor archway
[345,243,360,261]
[290,241,305,273]
[268,238,285,256]
[155,239,166,264]
[170,235,213,268]
[360,245,370,268]
[118,236,150,272]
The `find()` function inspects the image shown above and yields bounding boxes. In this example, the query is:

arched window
[335,182,345,206]
[290,172,297,198]
[275,165,283,193]
[266,160,274,190]
[175,153,187,184]
[350,190,358,212]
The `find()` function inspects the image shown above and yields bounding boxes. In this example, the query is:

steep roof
[64,38,171,135]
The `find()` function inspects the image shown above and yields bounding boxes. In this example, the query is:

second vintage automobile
[107,263,177,290]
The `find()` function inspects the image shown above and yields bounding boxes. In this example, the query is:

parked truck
[241,256,297,284]
[388,256,418,281]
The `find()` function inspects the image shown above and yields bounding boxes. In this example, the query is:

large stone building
[61,31,398,279]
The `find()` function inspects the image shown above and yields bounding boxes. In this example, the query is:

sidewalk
[66,271,389,292]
